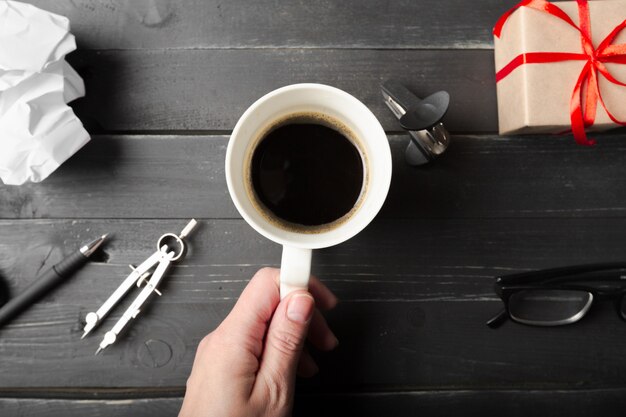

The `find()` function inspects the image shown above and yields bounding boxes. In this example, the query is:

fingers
[295,306,338,379]
[217,269,337,360]
[297,349,319,378]
[308,276,338,311]
[255,290,315,402]
[296,311,339,377]
[296,308,338,379]
[218,267,281,357]
[307,309,339,351]
[306,277,339,351]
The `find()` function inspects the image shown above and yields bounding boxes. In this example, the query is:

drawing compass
[81,219,198,355]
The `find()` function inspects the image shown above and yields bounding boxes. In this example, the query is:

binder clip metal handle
[381,80,451,166]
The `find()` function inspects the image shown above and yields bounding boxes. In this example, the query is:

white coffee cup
[226,83,392,298]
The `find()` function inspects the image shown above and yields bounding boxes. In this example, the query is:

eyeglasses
[487,263,626,328]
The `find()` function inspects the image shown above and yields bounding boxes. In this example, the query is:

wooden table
[2,1,626,415]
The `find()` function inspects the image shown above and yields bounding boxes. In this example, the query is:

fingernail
[287,294,315,324]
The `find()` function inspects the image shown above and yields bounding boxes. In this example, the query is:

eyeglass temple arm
[496,262,626,286]
[486,308,508,328]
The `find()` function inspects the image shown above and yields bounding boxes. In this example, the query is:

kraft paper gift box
[493,0,626,145]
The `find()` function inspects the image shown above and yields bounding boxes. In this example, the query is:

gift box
[494,0,626,145]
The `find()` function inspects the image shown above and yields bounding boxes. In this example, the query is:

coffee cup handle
[279,246,312,299]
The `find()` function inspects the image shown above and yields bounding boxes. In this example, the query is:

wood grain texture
[2,219,626,389]
[3,134,626,220]
[6,0,626,414]
[26,0,512,50]
[0,397,182,416]
[3,389,626,417]
[294,389,626,417]
[66,49,497,133]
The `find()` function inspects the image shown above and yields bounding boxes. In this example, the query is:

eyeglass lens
[508,289,593,326]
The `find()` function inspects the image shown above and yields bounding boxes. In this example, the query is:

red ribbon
[494,0,626,146]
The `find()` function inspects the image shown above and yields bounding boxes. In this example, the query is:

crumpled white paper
[0,1,90,185]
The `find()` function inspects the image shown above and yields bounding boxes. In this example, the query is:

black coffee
[251,121,364,227]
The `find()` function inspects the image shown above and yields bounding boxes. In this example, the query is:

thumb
[256,291,315,401]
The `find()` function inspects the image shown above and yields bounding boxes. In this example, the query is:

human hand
[179,267,339,417]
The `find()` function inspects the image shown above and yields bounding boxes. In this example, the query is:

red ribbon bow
[494,0,626,146]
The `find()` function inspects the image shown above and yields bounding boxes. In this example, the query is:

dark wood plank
[0,135,236,219]
[3,388,626,417]
[294,388,626,417]
[7,2,626,413]
[295,389,626,417]
[0,397,182,416]
[3,133,626,219]
[2,218,626,388]
[66,49,497,133]
[27,0,511,50]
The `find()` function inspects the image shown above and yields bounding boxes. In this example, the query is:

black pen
[0,234,108,328]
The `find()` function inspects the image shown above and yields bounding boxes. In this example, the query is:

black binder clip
[381,80,451,166]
